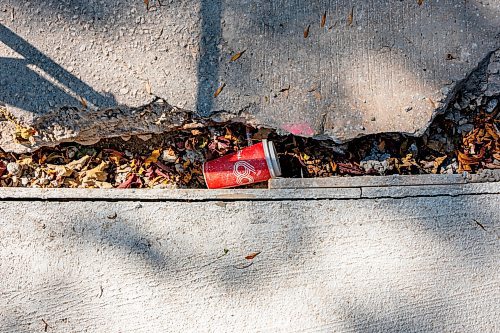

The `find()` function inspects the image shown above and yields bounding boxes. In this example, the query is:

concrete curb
[0,173,499,201]
[268,171,500,189]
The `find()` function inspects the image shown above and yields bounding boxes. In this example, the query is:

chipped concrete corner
[0,1,499,153]
[0,99,256,153]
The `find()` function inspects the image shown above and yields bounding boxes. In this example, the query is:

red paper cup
[203,140,281,189]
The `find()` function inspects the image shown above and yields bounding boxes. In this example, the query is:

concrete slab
[1,1,499,148]
[1,190,499,332]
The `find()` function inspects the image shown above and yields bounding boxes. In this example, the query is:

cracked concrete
[0,1,499,152]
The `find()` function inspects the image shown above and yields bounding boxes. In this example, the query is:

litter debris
[203,140,281,189]
[0,94,498,189]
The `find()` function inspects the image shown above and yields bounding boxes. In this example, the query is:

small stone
[20,177,29,186]
[161,149,177,163]
[119,88,129,95]
[458,97,470,109]
[6,162,21,176]
[486,99,498,113]
[409,143,418,156]
[458,124,474,133]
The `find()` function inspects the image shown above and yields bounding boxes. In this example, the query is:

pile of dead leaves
[457,116,500,172]
[0,126,250,189]
[0,101,498,189]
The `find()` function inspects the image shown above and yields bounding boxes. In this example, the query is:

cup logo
[233,161,256,185]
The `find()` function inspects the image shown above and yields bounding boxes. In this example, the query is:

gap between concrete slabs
[0,173,499,201]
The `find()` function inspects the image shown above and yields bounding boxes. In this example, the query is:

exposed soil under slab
[0,93,498,189]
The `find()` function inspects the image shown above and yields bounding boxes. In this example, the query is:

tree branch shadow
[0,24,116,116]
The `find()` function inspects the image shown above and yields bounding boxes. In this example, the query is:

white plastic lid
[262,139,282,178]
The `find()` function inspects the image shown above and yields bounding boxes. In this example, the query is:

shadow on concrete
[1,194,498,332]
[0,24,116,115]
[196,0,223,116]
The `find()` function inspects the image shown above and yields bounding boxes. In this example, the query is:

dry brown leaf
[245,252,261,260]
[18,157,33,166]
[304,25,310,38]
[66,155,91,171]
[144,149,161,166]
[230,50,246,62]
[457,150,483,172]
[321,11,327,28]
[93,181,113,189]
[418,0,424,5]
[330,161,338,172]
[395,154,419,173]
[485,123,499,141]
[378,140,386,152]
[144,0,149,10]
[214,83,226,98]
[80,161,108,185]
[46,164,73,178]
[347,6,354,26]
[79,96,88,109]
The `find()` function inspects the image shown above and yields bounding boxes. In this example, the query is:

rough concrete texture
[1,191,499,332]
[0,1,499,151]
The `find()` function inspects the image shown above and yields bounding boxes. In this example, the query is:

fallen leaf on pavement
[214,83,226,98]
[230,50,246,62]
[245,252,261,260]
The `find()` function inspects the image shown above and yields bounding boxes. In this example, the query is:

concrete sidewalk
[1,181,499,332]
[1,1,499,151]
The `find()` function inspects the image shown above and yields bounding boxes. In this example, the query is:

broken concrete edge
[315,48,500,145]
[0,99,259,154]
[410,48,500,139]
[269,170,500,189]
[0,178,498,201]
[1,48,499,154]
